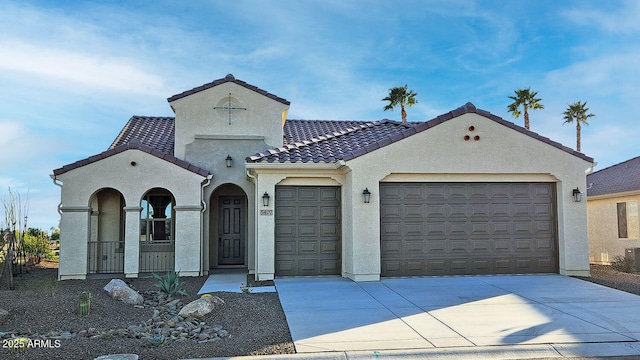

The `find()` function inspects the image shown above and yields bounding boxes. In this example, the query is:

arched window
[140,190,173,243]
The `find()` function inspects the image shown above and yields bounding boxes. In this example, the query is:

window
[617,201,639,239]
[140,192,173,243]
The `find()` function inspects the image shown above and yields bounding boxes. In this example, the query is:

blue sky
[1,0,639,230]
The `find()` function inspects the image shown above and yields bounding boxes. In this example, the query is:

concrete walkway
[274,275,640,354]
[197,269,276,294]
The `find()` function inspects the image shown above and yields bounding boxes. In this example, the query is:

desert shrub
[153,270,188,297]
[22,232,53,259]
[610,254,635,273]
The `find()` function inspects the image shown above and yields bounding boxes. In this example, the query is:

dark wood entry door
[218,196,245,265]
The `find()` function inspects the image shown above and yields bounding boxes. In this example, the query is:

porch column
[59,206,91,280]
[174,205,203,277]
[124,206,142,278]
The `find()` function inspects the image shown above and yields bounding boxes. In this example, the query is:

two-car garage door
[273,183,558,277]
[380,182,558,277]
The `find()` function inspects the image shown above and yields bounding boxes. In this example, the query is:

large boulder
[178,296,224,318]
[104,279,143,305]
[0,308,8,325]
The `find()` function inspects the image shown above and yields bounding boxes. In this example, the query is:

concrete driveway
[274,275,640,354]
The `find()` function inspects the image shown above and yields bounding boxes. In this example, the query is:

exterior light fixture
[225,155,233,168]
[262,192,270,207]
[362,188,371,204]
[572,187,582,202]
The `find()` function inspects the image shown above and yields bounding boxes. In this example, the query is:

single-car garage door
[380,182,557,276]
[275,186,341,276]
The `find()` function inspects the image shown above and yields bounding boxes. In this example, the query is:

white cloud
[564,1,640,34]
[0,40,167,96]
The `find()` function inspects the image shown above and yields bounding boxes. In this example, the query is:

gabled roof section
[284,119,384,144]
[110,116,175,155]
[247,102,594,164]
[53,139,209,177]
[167,74,290,105]
[587,156,640,197]
[248,120,417,163]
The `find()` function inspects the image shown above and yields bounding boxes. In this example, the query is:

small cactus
[78,292,91,316]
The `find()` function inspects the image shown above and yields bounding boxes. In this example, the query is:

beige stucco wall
[55,149,206,280]
[250,112,592,281]
[587,192,640,264]
[170,82,289,159]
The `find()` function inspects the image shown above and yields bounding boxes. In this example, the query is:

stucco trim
[123,206,143,212]
[174,205,203,211]
[60,206,92,212]
[245,162,339,170]
[194,134,265,141]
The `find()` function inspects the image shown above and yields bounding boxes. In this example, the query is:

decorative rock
[104,279,144,305]
[178,299,215,318]
[0,309,8,325]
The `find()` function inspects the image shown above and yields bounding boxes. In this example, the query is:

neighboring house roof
[247,102,594,164]
[110,116,175,155]
[167,74,290,105]
[587,155,640,197]
[52,139,209,177]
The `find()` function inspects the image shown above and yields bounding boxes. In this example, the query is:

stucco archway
[140,188,176,272]
[88,188,125,274]
[209,183,248,269]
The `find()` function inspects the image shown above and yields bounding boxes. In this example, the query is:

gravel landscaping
[0,261,294,359]
[1,261,640,360]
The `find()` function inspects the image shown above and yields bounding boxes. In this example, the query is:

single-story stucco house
[587,155,640,264]
[52,74,593,281]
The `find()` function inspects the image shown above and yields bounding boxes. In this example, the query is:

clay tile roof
[167,74,290,105]
[53,139,209,177]
[247,120,418,163]
[587,155,640,197]
[110,116,175,155]
[247,102,594,164]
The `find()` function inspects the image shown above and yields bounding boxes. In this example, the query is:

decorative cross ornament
[214,92,247,125]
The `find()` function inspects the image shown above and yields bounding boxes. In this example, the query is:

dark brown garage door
[380,182,558,276]
[275,186,341,276]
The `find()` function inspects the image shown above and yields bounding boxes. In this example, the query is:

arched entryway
[140,188,175,273]
[88,188,125,274]
[210,184,248,268]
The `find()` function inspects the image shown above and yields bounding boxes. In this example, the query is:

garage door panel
[381,182,558,276]
[298,224,318,237]
[298,206,318,219]
[275,186,341,276]
[405,204,425,217]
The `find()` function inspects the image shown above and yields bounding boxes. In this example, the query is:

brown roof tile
[53,140,209,177]
[167,74,290,105]
[247,102,594,164]
[110,116,175,155]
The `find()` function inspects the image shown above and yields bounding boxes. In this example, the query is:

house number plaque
[260,210,273,216]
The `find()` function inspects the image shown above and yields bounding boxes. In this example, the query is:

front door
[218,196,245,265]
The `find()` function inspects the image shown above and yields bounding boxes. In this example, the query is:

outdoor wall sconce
[362,188,371,204]
[572,187,582,202]
[262,192,270,207]
[225,155,233,168]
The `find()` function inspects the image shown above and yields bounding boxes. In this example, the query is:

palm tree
[563,101,595,152]
[383,85,418,123]
[507,87,544,130]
